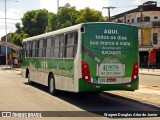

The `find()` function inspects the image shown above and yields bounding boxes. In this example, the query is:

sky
[0,0,160,39]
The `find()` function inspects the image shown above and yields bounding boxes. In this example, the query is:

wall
[141,28,152,46]
[0,45,11,54]
[151,28,160,49]
[113,11,160,23]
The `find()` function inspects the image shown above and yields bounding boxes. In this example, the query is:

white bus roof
[22,23,83,42]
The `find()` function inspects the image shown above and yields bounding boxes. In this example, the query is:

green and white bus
[21,22,139,95]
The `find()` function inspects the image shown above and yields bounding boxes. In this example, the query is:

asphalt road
[0,68,159,120]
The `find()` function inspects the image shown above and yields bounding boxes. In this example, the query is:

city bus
[21,22,139,95]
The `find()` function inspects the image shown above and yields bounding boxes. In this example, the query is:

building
[0,33,22,65]
[0,34,12,65]
[111,1,160,68]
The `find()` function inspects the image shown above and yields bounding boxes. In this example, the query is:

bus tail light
[82,61,91,82]
[131,62,139,82]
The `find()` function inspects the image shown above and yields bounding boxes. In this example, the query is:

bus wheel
[27,73,32,85]
[48,75,57,95]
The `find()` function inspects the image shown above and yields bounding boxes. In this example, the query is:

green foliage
[56,3,79,29]
[10,22,28,46]
[10,32,28,46]
[22,9,49,37]
[15,23,21,33]
[46,13,57,32]
[11,4,107,45]
[76,7,106,23]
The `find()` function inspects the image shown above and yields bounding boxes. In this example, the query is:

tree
[10,32,28,46]
[45,13,57,32]
[55,3,79,29]
[15,23,21,33]
[11,9,50,45]
[11,4,107,46]
[10,22,28,46]
[22,9,49,37]
[76,7,106,23]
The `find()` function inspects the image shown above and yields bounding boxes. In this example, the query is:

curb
[139,73,160,76]
[1,68,13,70]
[1,67,21,71]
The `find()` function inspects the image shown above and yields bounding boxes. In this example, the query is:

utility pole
[102,6,115,21]
[5,0,8,66]
[4,0,18,66]
[140,7,143,22]
[57,0,59,13]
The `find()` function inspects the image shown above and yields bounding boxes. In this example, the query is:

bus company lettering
[95,35,110,40]
[98,63,125,76]
[95,29,128,41]
[103,65,119,71]
[90,41,115,46]
[95,35,127,40]
[104,29,119,34]
[102,50,121,55]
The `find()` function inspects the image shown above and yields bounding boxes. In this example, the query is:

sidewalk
[0,65,21,71]
[108,84,160,106]
[0,65,11,70]
[139,68,160,76]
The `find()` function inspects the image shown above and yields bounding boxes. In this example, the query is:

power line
[0,17,21,20]
[0,25,15,28]
[0,26,16,28]
[0,28,16,29]
[0,0,18,2]
[116,5,137,8]
[0,22,19,24]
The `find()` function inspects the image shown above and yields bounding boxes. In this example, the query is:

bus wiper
[82,46,101,63]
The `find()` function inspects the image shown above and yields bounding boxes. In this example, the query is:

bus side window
[65,31,78,58]
[32,41,36,57]
[51,37,55,57]
[29,41,32,57]
[64,34,68,58]
[26,42,30,57]
[38,39,43,57]
[54,36,60,58]
[74,32,78,57]
[66,33,74,58]
[36,40,39,57]
[46,37,52,57]
[59,35,64,58]
[22,42,26,58]
[43,39,47,57]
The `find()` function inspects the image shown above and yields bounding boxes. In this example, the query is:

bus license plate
[92,78,116,84]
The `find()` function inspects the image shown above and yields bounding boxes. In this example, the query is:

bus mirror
[80,27,85,33]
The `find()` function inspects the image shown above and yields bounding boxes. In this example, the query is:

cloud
[134,0,142,5]
[0,10,5,39]
[60,0,109,11]
[7,9,22,19]
[40,0,57,13]
[40,0,109,13]
[0,9,21,38]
